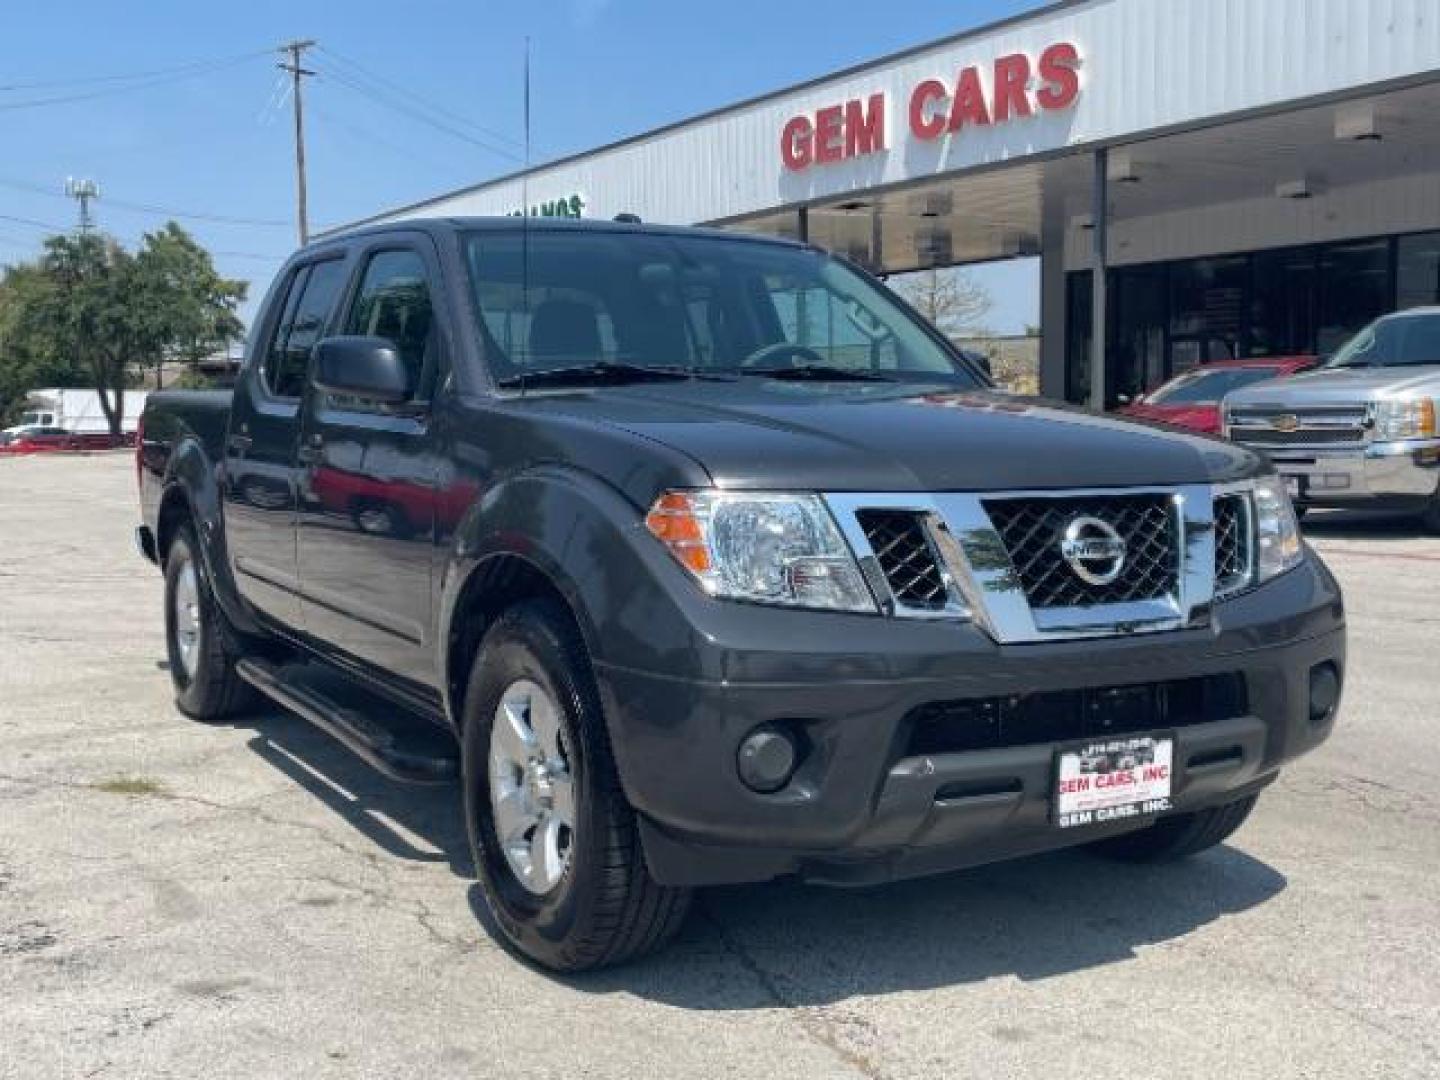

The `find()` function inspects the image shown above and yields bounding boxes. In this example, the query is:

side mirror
[312,336,410,403]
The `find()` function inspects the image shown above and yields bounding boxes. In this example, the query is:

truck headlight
[1252,474,1304,582]
[645,490,877,613]
[1372,398,1437,441]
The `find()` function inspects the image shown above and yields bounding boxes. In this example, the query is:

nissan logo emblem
[1059,516,1128,586]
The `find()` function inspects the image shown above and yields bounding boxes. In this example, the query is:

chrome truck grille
[828,484,1259,644]
[1227,405,1369,450]
[981,493,1178,609]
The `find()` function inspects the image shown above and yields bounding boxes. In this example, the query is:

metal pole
[797,206,809,242]
[1090,147,1109,411]
[279,40,316,246]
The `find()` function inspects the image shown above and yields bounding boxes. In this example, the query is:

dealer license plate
[1054,735,1174,829]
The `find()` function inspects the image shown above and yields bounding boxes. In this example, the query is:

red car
[0,428,134,455]
[1119,357,1316,434]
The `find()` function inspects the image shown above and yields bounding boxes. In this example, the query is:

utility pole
[278,39,316,246]
[65,177,101,235]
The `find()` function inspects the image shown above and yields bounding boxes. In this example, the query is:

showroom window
[1317,239,1391,356]
[1063,229,1438,404]
[1397,231,1440,311]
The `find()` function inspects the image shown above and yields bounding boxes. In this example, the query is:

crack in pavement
[696,900,889,1080]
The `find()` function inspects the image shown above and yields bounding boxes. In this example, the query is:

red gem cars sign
[781,42,1082,172]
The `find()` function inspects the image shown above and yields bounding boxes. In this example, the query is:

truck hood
[1226,364,1440,407]
[518,381,1262,492]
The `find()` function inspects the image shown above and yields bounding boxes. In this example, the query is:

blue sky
[1,0,1044,333]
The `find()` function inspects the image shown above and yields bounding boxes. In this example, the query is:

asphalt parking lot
[2,452,1437,1080]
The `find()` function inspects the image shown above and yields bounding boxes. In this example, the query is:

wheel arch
[156,436,265,639]
[442,550,596,735]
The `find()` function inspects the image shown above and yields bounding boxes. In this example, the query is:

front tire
[163,523,257,721]
[462,599,690,971]
[1086,794,1259,862]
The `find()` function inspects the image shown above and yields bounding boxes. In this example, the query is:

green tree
[0,262,85,424]
[0,223,247,433]
[131,222,247,388]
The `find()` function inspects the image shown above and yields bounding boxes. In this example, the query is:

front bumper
[1261,438,1440,508]
[597,555,1345,888]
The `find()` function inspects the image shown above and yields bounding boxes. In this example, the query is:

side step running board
[236,658,458,785]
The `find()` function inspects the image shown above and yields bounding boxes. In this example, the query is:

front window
[1146,367,1289,405]
[1327,312,1440,370]
[463,230,976,383]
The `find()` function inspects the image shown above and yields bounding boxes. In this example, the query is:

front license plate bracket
[1053,734,1174,829]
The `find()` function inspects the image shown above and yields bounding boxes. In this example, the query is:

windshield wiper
[740,364,895,383]
[497,361,726,389]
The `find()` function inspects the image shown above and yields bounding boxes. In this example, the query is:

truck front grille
[855,509,948,610]
[980,493,1179,609]
[1228,406,1368,449]
[1228,426,1367,448]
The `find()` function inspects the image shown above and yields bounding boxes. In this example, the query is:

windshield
[1327,312,1440,369]
[1146,366,1287,404]
[463,230,978,383]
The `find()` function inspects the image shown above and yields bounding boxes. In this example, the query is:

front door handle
[225,434,252,455]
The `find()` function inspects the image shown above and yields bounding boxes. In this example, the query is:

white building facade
[338,0,1440,405]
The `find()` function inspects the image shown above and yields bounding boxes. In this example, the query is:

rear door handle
[226,434,252,455]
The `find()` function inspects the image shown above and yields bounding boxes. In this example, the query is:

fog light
[736,725,798,793]
[1309,662,1341,724]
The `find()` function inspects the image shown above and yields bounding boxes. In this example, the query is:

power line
[319,64,523,163]
[0,176,292,228]
[0,51,269,111]
[0,211,70,232]
[316,45,525,152]
[0,49,271,93]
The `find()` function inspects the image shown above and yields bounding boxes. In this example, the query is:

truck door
[225,255,349,630]
[295,238,446,688]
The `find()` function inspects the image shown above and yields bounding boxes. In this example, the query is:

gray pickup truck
[1225,308,1440,530]
[136,217,1345,971]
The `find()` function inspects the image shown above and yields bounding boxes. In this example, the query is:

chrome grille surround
[1227,404,1370,450]
[826,485,1225,644]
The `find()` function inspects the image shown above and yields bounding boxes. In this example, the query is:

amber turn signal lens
[645,492,712,575]
[1420,398,1437,438]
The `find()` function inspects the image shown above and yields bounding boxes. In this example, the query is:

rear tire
[163,523,257,721]
[1086,794,1259,862]
[462,599,691,971]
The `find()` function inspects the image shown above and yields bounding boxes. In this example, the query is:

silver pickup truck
[1225,307,1440,531]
